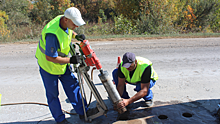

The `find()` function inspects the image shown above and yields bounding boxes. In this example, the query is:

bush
[0,0,32,42]
[30,0,73,24]
[135,0,178,34]
[113,14,136,35]
[0,0,219,43]
[0,10,10,42]
[210,0,220,32]
[174,0,219,33]
[0,0,31,27]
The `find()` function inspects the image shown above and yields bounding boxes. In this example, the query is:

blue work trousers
[39,66,87,123]
[112,68,156,101]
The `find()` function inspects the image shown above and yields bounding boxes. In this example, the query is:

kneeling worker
[112,52,158,110]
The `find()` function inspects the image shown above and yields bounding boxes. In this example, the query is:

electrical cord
[1,66,96,124]
[1,102,77,115]
[1,102,76,124]
[1,66,96,112]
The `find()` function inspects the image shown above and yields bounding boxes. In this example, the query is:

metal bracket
[77,65,108,122]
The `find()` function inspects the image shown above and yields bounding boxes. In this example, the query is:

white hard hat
[64,7,85,26]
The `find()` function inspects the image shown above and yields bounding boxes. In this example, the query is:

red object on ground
[116,56,122,68]
[113,56,126,85]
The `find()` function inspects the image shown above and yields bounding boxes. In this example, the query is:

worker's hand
[70,55,80,64]
[117,99,129,110]
[75,34,85,41]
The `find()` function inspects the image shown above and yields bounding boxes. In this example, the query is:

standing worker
[35,7,89,124]
[112,52,158,110]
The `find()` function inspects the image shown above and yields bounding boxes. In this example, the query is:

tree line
[0,0,219,42]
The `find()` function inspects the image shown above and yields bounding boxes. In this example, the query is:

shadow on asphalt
[118,99,220,124]
[3,99,220,124]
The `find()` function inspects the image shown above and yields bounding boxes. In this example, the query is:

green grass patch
[86,33,220,41]
[1,32,220,44]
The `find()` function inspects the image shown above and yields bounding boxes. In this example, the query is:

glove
[75,34,86,41]
[70,55,80,64]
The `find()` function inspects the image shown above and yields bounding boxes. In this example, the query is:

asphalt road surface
[0,37,220,124]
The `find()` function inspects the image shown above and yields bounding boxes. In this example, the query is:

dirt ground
[0,37,220,124]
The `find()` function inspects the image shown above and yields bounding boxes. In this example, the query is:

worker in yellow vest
[35,7,89,124]
[112,52,158,110]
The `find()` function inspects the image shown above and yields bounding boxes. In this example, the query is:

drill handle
[69,42,76,56]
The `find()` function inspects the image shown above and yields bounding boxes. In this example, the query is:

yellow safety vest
[121,56,158,84]
[35,15,73,75]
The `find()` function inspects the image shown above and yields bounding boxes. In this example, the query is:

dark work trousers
[39,66,87,122]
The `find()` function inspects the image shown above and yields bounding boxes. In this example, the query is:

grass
[86,32,220,41]
[1,32,220,44]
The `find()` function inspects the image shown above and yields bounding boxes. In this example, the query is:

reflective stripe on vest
[39,35,67,57]
[120,56,158,84]
[38,41,66,65]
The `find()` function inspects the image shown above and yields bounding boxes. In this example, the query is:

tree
[0,0,31,27]
[210,0,220,32]
[0,10,10,39]
[49,0,74,18]
[30,0,73,24]
[114,0,141,21]
[173,0,219,32]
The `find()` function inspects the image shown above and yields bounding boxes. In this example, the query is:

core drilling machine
[69,38,127,122]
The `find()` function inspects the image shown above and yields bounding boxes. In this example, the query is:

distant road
[0,37,220,123]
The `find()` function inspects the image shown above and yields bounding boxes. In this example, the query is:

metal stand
[69,42,126,122]
[75,64,108,122]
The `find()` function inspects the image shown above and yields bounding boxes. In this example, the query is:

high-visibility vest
[120,56,158,84]
[35,15,73,75]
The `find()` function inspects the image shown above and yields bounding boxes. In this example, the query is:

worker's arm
[127,66,151,104]
[46,55,70,64]
[117,66,151,108]
[117,82,150,108]
[72,31,77,38]
[116,65,126,96]
[72,31,77,36]
[127,83,149,105]
[46,54,80,64]
[117,77,126,96]
[44,33,78,64]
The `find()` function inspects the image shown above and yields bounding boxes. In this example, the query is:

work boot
[145,98,153,107]
[79,107,99,119]
[57,119,71,124]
